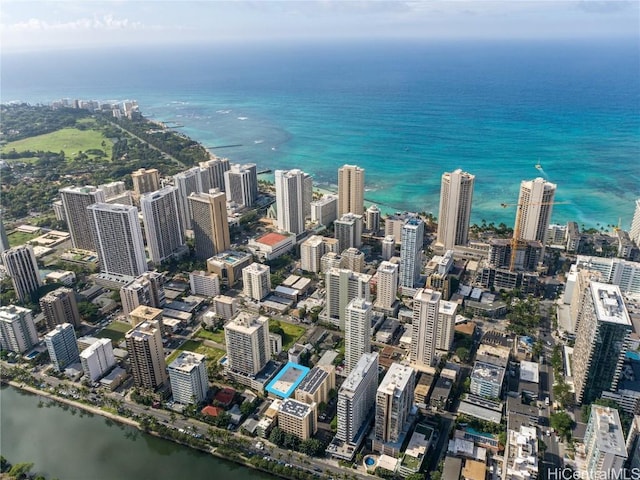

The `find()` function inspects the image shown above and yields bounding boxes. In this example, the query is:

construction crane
[500,200,570,271]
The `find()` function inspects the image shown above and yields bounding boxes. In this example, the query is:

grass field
[278,322,306,350]
[1,127,113,160]
[7,230,40,247]
[195,328,225,344]
[166,339,225,365]
[95,321,131,344]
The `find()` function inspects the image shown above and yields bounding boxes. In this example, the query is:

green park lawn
[277,322,306,350]
[1,127,113,160]
[166,339,225,365]
[95,321,131,344]
[195,328,226,344]
[7,230,40,247]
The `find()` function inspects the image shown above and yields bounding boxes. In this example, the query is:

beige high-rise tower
[337,164,365,216]
[131,168,160,197]
[436,169,475,250]
[125,320,168,391]
[188,190,230,261]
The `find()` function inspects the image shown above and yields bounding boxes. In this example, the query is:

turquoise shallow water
[2,40,639,228]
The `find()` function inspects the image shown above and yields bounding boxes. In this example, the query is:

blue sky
[2,1,638,52]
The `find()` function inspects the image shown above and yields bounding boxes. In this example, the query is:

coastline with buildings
[2,97,640,480]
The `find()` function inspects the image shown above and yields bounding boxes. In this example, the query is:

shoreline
[2,381,283,480]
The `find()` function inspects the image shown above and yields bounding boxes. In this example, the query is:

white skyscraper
[381,235,395,261]
[324,268,371,330]
[399,217,424,290]
[275,169,313,235]
[630,198,640,247]
[80,338,116,382]
[337,164,365,216]
[224,163,258,208]
[1,245,42,302]
[242,262,271,301]
[59,186,106,251]
[374,261,399,311]
[140,186,185,264]
[584,406,627,479]
[436,300,458,352]
[311,194,338,226]
[300,235,339,273]
[335,352,378,445]
[224,312,270,376]
[88,203,147,277]
[514,177,557,243]
[199,157,230,193]
[411,288,441,369]
[374,363,415,452]
[345,298,372,375]
[45,323,80,372]
[436,169,475,249]
[365,205,381,235]
[173,167,204,231]
[0,305,38,354]
[168,351,209,405]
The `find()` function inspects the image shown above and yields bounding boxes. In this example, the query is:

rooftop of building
[44,323,74,338]
[79,338,111,358]
[214,387,236,406]
[224,312,268,334]
[462,459,487,480]
[169,351,206,373]
[129,305,163,319]
[589,405,628,457]
[439,300,458,315]
[520,361,539,384]
[126,321,159,339]
[208,250,253,265]
[279,398,313,418]
[265,361,311,399]
[471,361,506,385]
[296,366,329,394]
[377,261,399,273]
[378,363,415,397]
[590,282,632,326]
[341,352,378,394]
[0,304,32,320]
[255,232,290,247]
[244,262,270,274]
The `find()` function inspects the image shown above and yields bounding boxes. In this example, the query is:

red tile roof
[214,387,236,406]
[201,405,223,417]
[257,232,289,247]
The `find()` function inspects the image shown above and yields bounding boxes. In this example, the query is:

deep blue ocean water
[2,40,638,228]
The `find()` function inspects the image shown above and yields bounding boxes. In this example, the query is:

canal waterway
[0,385,276,480]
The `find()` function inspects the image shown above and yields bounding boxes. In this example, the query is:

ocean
[2,39,638,228]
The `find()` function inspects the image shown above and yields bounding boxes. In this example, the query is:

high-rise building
[300,235,339,273]
[631,199,640,247]
[129,305,164,333]
[224,163,258,208]
[242,263,271,301]
[278,398,318,441]
[45,323,80,372]
[80,338,116,382]
[374,363,415,452]
[324,268,371,330]
[125,320,168,391]
[173,167,204,231]
[1,245,42,302]
[224,312,270,376]
[88,203,147,277]
[59,186,106,251]
[573,282,632,405]
[583,406,627,479]
[627,415,640,472]
[365,205,381,235]
[168,351,209,405]
[311,194,338,226]
[199,157,230,193]
[514,177,557,243]
[436,169,475,250]
[0,305,38,354]
[334,213,363,251]
[39,287,80,329]
[337,164,365,216]
[189,270,220,298]
[400,217,424,290]
[131,168,160,197]
[188,190,230,261]
[0,216,9,254]
[341,248,365,273]
[381,235,395,261]
[98,181,127,200]
[436,300,458,352]
[140,186,185,264]
[119,272,166,316]
[345,298,372,375]
[575,255,640,295]
[275,169,313,235]
[411,288,441,369]
[335,352,378,445]
[375,261,399,311]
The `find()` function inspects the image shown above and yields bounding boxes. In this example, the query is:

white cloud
[5,14,144,32]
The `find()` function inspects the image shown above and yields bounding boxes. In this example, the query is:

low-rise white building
[189,270,220,297]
